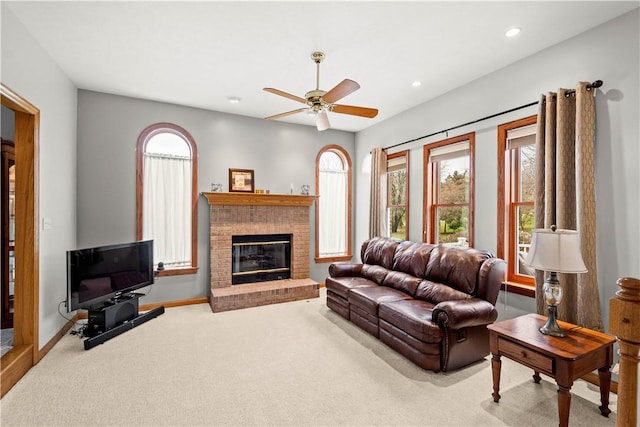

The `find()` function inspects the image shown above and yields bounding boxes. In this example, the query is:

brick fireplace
[203,192,319,312]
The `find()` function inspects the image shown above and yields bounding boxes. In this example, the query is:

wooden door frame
[1,83,40,397]
[1,138,15,328]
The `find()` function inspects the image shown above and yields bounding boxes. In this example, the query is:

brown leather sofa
[326,236,506,372]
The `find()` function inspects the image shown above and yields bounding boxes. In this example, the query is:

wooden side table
[488,314,615,427]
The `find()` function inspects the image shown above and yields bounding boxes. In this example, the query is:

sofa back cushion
[361,237,400,270]
[392,241,436,278]
[425,246,495,294]
[382,271,422,296]
[414,280,472,304]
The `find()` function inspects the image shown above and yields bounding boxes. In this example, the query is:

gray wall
[76,90,356,304]
[1,106,15,139]
[355,9,640,328]
[2,4,78,347]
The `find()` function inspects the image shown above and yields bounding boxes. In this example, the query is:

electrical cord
[57,300,74,323]
[57,300,87,337]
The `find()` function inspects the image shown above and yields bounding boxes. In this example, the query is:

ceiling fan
[263,52,378,131]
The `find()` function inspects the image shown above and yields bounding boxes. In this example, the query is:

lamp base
[539,305,566,338]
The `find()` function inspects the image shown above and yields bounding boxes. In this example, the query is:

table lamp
[525,225,587,337]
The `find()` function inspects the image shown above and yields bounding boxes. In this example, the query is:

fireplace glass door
[232,234,291,285]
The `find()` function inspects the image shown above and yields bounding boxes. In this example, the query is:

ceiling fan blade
[315,111,330,131]
[331,104,379,118]
[322,79,360,103]
[263,88,307,104]
[265,108,307,120]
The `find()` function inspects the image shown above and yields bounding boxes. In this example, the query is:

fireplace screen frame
[231,234,292,285]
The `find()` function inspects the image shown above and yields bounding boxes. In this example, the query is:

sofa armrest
[329,263,363,278]
[432,298,498,329]
[477,257,506,306]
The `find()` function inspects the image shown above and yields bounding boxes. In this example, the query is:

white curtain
[319,169,347,256]
[369,147,387,238]
[143,153,191,267]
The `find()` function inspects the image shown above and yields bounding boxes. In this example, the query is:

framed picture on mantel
[229,168,254,193]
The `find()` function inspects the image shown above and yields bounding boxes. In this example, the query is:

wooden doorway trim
[1,83,40,397]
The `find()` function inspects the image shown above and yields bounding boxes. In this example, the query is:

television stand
[83,293,164,350]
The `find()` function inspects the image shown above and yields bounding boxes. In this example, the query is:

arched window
[136,123,197,276]
[315,145,352,262]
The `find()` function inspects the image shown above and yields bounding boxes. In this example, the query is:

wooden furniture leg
[533,370,541,384]
[597,366,611,417]
[556,383,572,427]
[491,353,501,402]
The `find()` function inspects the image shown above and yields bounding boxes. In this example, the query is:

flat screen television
[67,240,154,312]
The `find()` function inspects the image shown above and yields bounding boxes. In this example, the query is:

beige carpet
[1,289,617,426]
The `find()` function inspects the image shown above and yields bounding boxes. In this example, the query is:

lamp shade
[525,228,587,273]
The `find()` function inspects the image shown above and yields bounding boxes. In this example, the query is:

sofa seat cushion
[379,299,444,344]
[348,286,412,316]
[326,276,377,300]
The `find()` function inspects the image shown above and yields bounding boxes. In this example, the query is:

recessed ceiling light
[228,97,241,103]
[412,81,422,88]
[505,27,521,38]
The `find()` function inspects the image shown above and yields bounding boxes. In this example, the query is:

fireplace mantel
[203,192,316,207]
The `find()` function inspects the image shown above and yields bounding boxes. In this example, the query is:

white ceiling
[5,1,639,132]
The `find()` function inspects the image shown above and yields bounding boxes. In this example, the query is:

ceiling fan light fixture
[315,111,330,131]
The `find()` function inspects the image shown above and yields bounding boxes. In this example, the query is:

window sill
[315,255,352,263]
[501,281,535,298]
[155,267,198,277]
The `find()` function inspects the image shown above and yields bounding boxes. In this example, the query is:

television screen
[67,240,154,312]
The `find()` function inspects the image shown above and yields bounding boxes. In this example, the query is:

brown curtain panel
[533,82,602,331]
[369,147,387,238]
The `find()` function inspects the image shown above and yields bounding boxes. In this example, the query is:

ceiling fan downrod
[311,52,325,91]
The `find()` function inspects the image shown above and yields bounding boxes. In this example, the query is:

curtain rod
[381,80,603,152]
